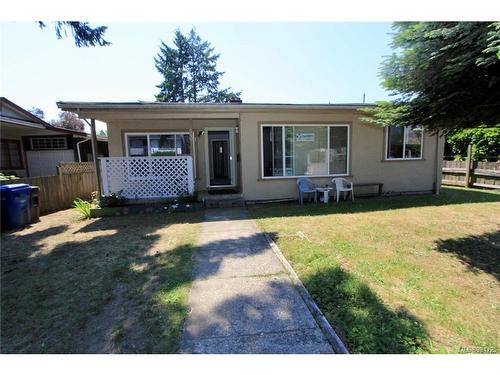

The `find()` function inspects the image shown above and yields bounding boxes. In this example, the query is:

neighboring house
[57,101,445,201]
[0,97,108,177]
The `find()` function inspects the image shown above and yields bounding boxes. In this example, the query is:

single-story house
[1,97,108,177]
[56,101,445,202]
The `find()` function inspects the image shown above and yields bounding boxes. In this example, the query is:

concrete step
[202,192,245,208]
[204,198,245,208]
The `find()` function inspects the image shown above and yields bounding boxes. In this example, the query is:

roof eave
[57,101,376,113]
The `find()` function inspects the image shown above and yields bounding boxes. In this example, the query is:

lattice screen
[58,162,95,174]
[100,156,194,199]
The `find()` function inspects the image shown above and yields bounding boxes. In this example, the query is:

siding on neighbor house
[100,107,445,201]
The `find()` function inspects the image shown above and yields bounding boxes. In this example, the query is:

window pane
[150,135,175,156]
[1,142,11,169]
[285,126,294,176]
[128,135,148,157]
[405,125,422,158]
[329,127,348,174]
[31,136,66,150]
[387,126,404,159]
[273,127,283,176]
[8,143,21,168]
[175,134,191,155]
[294,126,328,176]
[262,127,273,177]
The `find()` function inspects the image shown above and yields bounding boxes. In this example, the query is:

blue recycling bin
[0,184,31,230]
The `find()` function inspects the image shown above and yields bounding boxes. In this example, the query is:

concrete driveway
[180,208,334,354]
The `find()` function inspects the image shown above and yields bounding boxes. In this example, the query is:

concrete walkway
[180,208,333,354]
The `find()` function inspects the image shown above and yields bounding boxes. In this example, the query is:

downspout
[76,138,88,162]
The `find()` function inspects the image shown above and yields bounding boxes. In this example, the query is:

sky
[1,22,394,131]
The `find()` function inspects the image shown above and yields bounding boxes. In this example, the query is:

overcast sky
[1,22,394,131]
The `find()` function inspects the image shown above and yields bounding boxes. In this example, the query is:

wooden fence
[442,160,500,189]
[2,162,98,214]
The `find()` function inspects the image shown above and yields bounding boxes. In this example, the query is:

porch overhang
[56,101,375,122]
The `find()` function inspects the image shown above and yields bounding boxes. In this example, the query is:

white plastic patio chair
[331,177,354,203]
[296,177,318,205]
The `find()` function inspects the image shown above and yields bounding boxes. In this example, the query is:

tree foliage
[446,127,500,161]
[363,22,500,133]
[28,107,45,119]
[38,21,110,47]
[50,112,85,131]
[155,28,241,103]
[98,129,108,137]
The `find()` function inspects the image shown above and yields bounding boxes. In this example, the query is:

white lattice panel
[100,156,194,199]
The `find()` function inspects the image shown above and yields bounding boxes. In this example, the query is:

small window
[386,125,423,160]
[126,133,191,157]
[31,136,67,150]
[128,135,148,157]
[1,139,23,169]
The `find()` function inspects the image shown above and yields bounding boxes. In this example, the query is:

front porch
[100,156,195,199]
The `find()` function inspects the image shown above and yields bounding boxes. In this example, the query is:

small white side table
[316,187,333,203]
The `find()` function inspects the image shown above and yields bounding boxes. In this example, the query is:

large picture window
[126,133,191,157]
[261,124,349,178]
[386,125,423,160]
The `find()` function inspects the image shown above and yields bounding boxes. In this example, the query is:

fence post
[464,143,473,188]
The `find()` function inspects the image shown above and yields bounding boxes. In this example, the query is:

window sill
[257,174,352,181]
[381,158,425,162]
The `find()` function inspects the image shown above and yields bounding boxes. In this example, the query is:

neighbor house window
[261,124,349,177]
[1,139,23,170]
[386,125,423,160]
[31,136,67,150]
[126,133,190,157]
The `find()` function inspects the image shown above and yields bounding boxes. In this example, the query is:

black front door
[209,131,231,185]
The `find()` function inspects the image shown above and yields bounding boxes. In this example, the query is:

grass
[249,187,500,353]
[0,209,202,353]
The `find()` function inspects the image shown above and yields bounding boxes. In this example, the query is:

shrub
[73,198,92,219]
[99,193,127,207]
[0,173,20,180]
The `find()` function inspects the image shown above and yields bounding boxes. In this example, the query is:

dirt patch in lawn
[1,208,202,353]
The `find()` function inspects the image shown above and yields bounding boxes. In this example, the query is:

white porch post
[187,156,194,195]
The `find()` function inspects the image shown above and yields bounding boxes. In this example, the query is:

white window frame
[260,124,350,179]
[124,132,191,157]
[385,125,424,161]
[30,136,67,150]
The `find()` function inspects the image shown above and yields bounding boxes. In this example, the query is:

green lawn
[249,187,500,354]
[1,209,202,353]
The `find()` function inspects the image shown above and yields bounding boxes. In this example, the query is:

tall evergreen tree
[362,22,500,133]
[155,29,241,103]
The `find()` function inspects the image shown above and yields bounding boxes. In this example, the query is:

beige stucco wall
[103,108,445,200]
[239,110,445,200]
